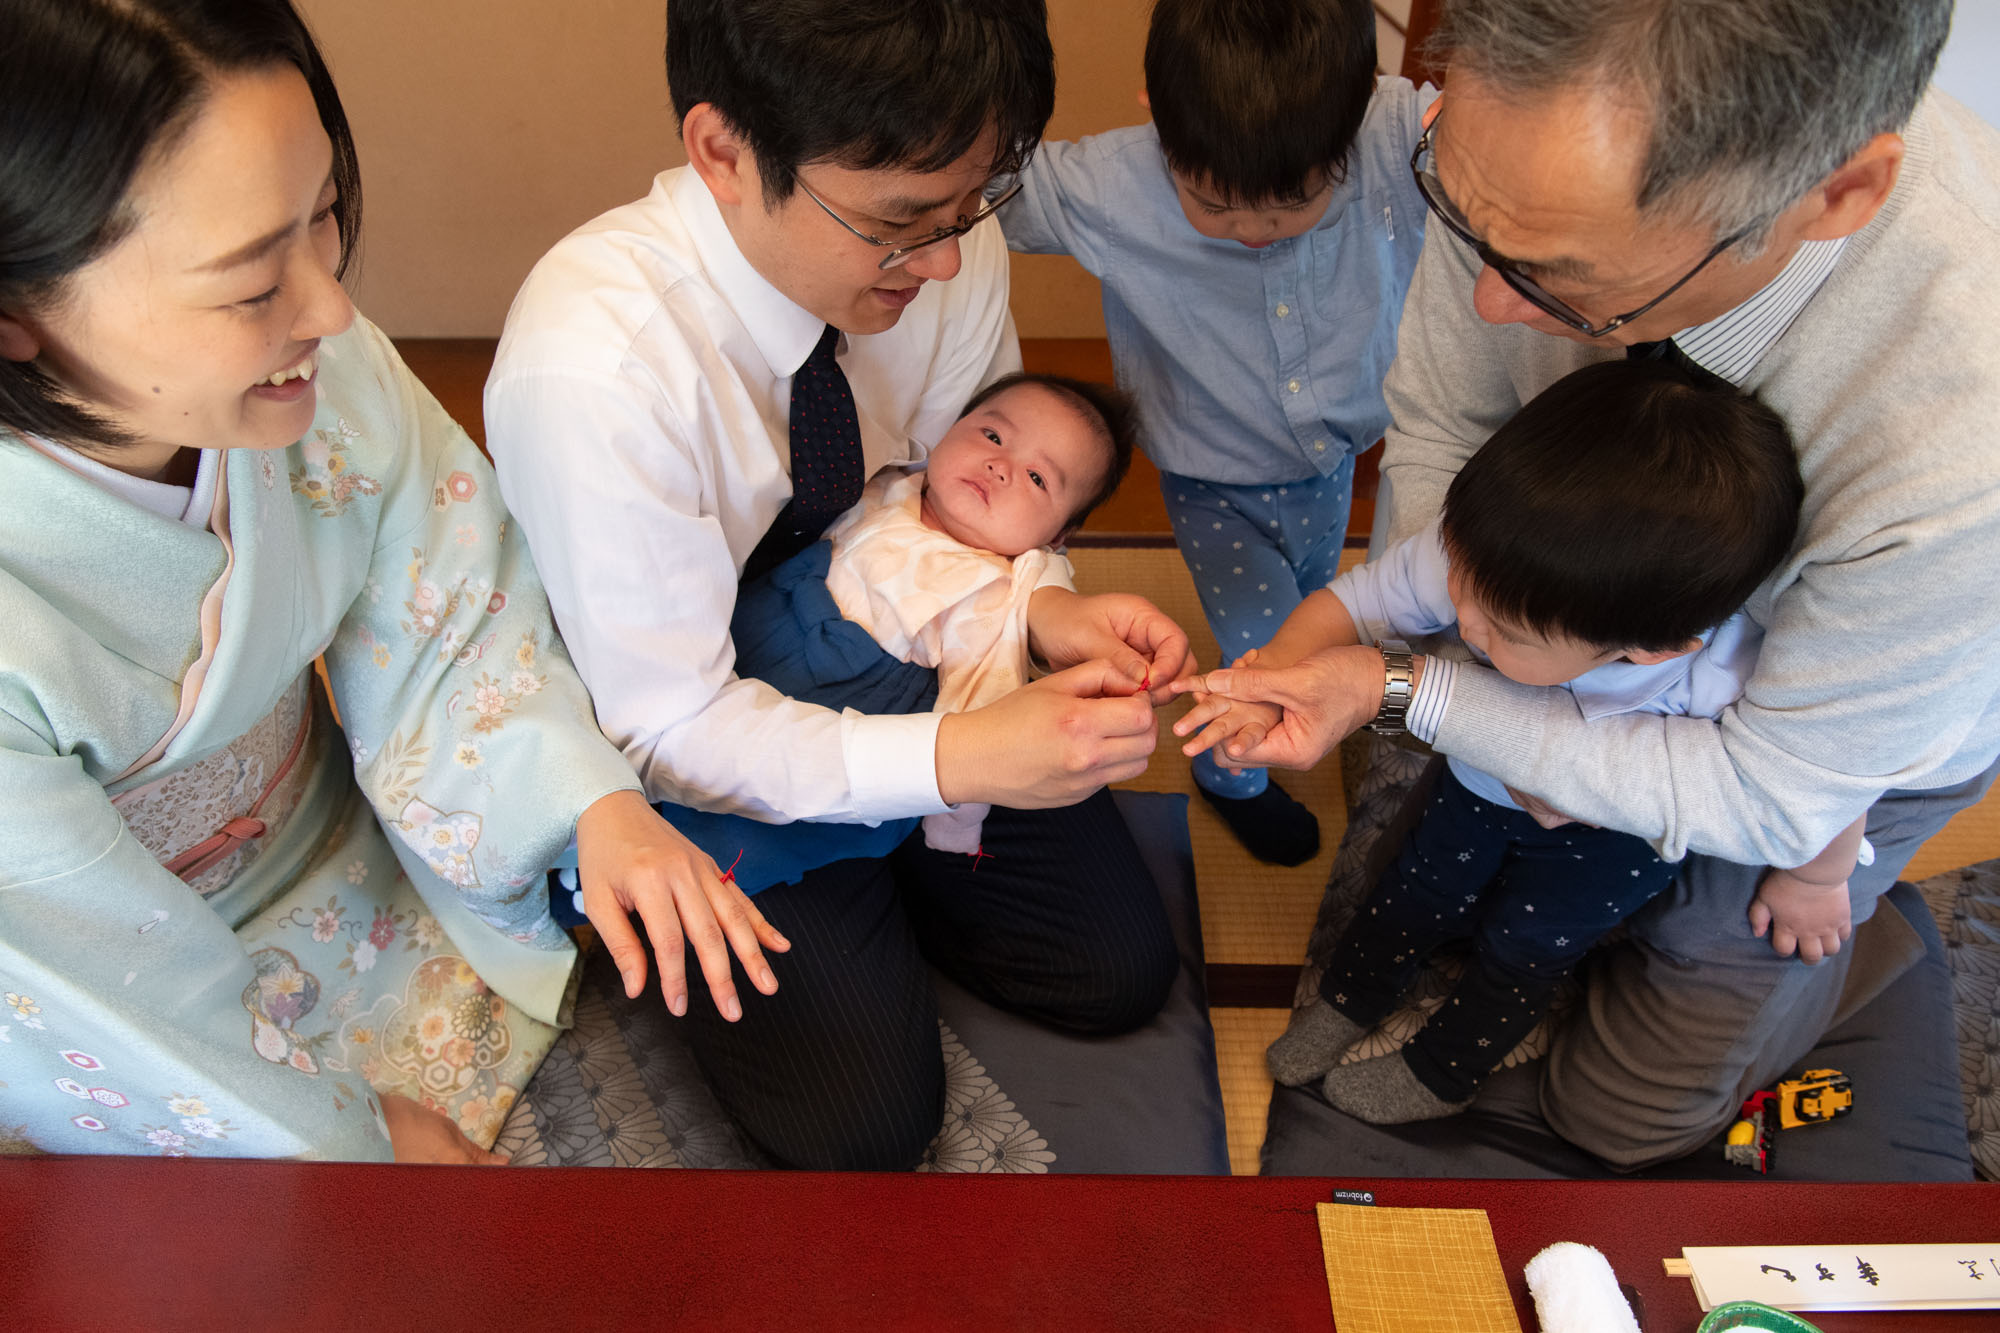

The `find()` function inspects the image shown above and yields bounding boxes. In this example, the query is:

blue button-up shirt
[1002,78,1436,484]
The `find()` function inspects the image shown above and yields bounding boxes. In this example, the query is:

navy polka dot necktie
[744,323,865,581]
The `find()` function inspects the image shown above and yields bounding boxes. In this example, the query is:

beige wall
[302,0,1153,339]
[304,1,1406,339]
[299,0,681,337]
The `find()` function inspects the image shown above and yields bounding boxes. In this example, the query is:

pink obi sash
[112,676,317,897]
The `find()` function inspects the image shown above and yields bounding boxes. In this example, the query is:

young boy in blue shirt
[1002,0,1435,863]
[1179,359,1864,1122]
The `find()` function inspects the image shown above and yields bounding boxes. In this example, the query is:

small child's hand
[1748,866,1853,964]
[1173,689,1284,775]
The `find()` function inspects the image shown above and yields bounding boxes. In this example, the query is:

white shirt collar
[1672,236,1848,384]
[31,437,221,528]
[671,168,830,379]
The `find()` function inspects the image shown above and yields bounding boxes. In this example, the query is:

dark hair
[1144,0,1377,206]
[1440,358,1801,653]
[961,372,1139,533]
[0,0,361,450]
[666,0,1056,205]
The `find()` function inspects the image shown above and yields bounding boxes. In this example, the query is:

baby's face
[1445,564,1622,687]
[921,383,1106,556]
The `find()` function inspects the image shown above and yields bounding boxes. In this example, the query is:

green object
[1696,1300,1827,1332]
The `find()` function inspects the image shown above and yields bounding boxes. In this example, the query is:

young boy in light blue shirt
[1002,0,1435,863]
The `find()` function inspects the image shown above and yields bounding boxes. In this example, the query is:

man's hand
[1749,867,1854,964]
[1173,649,1279,774]
[382,1092,508,1165]
[575,790,791,1019]
[1029,588,1192,704]
[1166,644,1389,770]
[937,659,1157,807]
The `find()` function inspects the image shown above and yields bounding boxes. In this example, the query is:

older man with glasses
[1192,0,2000,1169]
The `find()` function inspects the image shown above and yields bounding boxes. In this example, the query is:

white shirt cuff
[1407,656,1457,745]
[844,709,950,819]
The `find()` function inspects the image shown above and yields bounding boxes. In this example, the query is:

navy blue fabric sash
[650,540,936,894]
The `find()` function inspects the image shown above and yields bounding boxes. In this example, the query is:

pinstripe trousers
[674,787,1179,1170]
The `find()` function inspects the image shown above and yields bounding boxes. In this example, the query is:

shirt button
[1287,379,1301,394]
[1275,303,1290,318]
[1314,440,1327,453]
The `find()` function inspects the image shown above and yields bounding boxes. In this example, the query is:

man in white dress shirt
[488,0,1191,1170]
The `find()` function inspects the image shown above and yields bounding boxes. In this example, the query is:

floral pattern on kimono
[0,315,639,1159]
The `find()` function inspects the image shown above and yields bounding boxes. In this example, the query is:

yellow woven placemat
[1317,1203,1523,1333]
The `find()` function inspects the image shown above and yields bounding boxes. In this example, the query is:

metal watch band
[1365,639,1416,736]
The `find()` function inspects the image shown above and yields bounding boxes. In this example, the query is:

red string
[970,845,991,871]
[718,848,745,885]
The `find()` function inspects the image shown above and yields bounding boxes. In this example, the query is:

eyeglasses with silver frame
[795,173,1024,271]
[1408,111,1746,339]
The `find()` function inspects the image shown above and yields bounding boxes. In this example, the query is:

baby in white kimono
[822,372,1138,854]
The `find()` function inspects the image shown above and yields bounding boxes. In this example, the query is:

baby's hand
[1748,867,1853,964]
[1173,694,1284,774]
[1172,648,1283,773]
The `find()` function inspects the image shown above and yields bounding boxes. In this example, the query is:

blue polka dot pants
[1159,459,1356,799]
[1317,766,1678,1103]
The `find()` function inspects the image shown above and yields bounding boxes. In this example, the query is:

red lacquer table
[4,1159,1995,1330]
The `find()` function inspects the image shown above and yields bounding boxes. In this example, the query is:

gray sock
[1321,1050,1473,1125]
[1265,999,1367,1087]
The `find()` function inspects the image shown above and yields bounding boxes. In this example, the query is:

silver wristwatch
[1365,639,1416,736]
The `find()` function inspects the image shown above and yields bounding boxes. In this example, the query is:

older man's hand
[1167,644,1389,770]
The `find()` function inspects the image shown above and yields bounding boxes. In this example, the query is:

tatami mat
[1214,1008,1290,1176]
[1071,544,1366,969]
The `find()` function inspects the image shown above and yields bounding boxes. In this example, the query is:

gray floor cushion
[1913,858,2000,1180]
[1261,740,1973,1181]
[495,790,1229,1173]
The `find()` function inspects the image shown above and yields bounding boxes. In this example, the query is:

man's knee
[741,1050,946,1172]
[1047,924,1180,1036]
[1537,928,1854,1171]
[1537,1033,1737,1171]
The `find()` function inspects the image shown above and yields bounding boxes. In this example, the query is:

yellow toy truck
[1724,1069,1852,1173]
[1775,1069,1853,1129]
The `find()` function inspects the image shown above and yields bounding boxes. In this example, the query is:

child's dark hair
[0,0,361,451]
[1144,0,1377,205]
[1440,358,1802,653]
[667,0,1055,206]
[961,372,1138,532]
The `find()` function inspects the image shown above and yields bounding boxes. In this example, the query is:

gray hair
[1434,0,1953,243]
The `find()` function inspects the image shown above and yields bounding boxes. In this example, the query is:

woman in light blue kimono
[0,0,786,1162]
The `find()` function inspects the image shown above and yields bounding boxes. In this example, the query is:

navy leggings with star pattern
[1319,766,1678,1103]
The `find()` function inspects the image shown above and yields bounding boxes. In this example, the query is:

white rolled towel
[1524,1241,1642,1333]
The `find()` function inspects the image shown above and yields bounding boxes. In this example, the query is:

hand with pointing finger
[1168,643,1392,771]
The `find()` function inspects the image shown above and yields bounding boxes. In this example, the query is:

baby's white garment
[823,468,1067,852]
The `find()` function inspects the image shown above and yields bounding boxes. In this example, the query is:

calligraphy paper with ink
[1316,1203,1522,1332]
[1681,1243,2000,1312]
